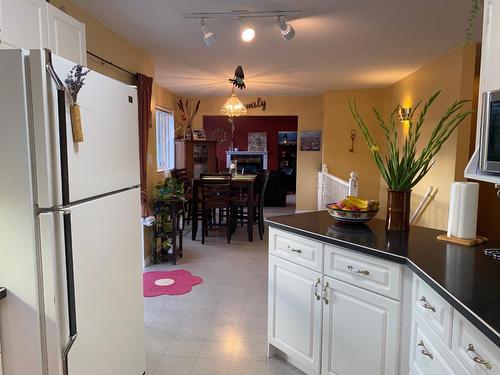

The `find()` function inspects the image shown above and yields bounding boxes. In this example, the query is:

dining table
[191,174,257,242]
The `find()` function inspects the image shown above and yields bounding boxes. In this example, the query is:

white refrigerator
[0,49,145,375]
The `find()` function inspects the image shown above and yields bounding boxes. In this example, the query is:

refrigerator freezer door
[29,50,140,207]
[64,188,145,375]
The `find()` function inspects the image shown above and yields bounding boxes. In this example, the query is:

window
[156,109,175,171]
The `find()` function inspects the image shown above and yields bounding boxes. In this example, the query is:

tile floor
[143,202,302,375]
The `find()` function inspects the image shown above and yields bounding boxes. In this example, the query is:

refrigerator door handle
[61,212,78,375]
[45,49,65,90]
[45,49,71,206]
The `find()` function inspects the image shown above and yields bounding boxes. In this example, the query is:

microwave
[480,89,500,173]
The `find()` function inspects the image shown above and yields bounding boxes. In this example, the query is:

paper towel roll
[447,182,479,239]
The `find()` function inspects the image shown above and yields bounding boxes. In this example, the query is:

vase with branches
[177,99,201,139]
[65,65,90,142]
[349,90,473,231]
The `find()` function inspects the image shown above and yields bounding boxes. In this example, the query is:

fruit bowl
[326,203,379,223]
[326,196,379,223]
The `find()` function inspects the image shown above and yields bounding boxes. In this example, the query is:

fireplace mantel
[226,151,268,170]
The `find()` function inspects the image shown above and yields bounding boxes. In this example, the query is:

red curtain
[135,73,153,217]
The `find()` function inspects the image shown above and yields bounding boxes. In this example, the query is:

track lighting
[184,10,300,45]
[277,16,295,40]
[200,18,216,47]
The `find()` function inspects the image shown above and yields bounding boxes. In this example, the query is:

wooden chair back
[201,175,232,209]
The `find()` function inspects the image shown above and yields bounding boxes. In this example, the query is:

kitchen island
[266,211,500,375]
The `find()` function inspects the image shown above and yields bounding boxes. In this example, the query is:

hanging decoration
[245,97,267,111]
[65,65,90,143]
[229,65,246,90]
[349,129,357,153]
[221,65,248,150]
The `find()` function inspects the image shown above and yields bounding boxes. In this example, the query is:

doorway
[203,115,298,212]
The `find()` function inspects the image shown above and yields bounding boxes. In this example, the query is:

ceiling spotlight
[240,18,255,42]
[200,18,216,47]
[277,16,295,40]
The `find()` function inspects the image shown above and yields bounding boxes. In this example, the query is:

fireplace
[226,151,268,172]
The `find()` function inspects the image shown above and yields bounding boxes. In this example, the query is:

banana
[347,196,369,209]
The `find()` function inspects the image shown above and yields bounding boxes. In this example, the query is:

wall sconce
[399,107,411,135]
[398,107,411,122]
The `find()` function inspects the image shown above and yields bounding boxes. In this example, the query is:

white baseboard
[143,255,151,268]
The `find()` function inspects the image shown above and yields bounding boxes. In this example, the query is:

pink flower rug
[143,270,202,297]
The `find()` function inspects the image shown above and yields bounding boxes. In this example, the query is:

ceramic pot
[386,190,411,231]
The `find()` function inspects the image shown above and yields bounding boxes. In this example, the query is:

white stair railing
[317,165,358,210]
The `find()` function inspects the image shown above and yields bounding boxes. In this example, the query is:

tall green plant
[349,90,473,191]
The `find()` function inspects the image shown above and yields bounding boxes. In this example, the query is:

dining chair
[230,170,270,240]
[255,170,270,239]
[200,175,232,244]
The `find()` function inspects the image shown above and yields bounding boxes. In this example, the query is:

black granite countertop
[0,287,6,300]
[266,211,500,347]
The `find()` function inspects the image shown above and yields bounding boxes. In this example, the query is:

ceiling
[74,0,482,96]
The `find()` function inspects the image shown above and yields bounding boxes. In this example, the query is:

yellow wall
[323,89,384,200]
[183,96,324,211]
[51,0,177,258]
[380,44,478,230]
[322,44,479,230]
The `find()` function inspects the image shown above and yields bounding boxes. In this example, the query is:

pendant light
[220,88,247,117]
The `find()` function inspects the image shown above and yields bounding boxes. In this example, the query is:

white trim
[226,151,269,170]
[156,105,173,114]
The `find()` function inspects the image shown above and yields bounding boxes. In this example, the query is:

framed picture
[192,129,206,140]
[248,132,267,151]
[300,130,321,151]
[278,131,297,145]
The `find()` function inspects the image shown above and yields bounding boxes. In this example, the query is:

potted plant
[349,90,472,231]
[150,176,185,262]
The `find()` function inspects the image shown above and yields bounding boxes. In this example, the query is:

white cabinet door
[321,277,400,375]
[268,255,322,375]
[47,4,86,65]
[0,0,47,49]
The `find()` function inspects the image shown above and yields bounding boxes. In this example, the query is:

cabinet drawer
[269,228,323,272]
[410,312,469,375]
[412,276,453,347]
[324,245,401,300]
[452,311,500,374]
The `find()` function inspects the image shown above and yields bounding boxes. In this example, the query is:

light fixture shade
[277,16,295,40]
[221,91,247,117]
[398,107,412,122]
[201,19,216,47]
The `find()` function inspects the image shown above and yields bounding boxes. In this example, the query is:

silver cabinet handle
[322,281,330,304]
[312,278,321,301]
[419,296,436,312]
[467,344,492,369]
[417,340,433,360]
[347,265,369,275]
[287,245,302,254]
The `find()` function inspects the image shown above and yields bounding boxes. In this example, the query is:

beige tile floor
[143,201,303,375]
